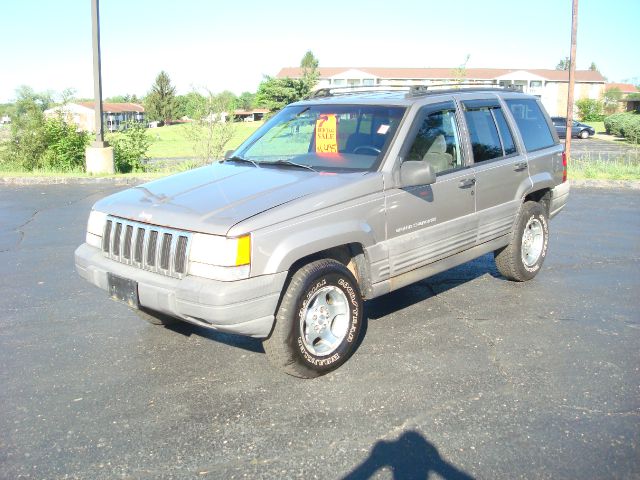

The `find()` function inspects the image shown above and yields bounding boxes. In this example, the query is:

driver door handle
[514,161,528,172]
[458,178,476,189]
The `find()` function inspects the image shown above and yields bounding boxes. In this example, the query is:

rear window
[505,99,556,152]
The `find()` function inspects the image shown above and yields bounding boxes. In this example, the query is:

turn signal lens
[235,235,251,266]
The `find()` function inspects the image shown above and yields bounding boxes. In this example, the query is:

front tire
[263,259,363,378]
[579,130,590,139]
[494,201,549,282]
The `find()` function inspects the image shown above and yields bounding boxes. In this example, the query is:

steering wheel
[353,145,381,155]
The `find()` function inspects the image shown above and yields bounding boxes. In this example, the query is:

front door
[385,101,476,278]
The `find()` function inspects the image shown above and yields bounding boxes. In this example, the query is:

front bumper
[75,243,287,338]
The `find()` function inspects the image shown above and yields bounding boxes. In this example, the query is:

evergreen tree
[145,71,176,124]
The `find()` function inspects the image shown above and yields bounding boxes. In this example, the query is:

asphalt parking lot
[571,137,639,160]
[0,183,638,479]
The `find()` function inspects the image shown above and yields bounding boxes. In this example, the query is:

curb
[1,176,639,189]
[0,176,157,185]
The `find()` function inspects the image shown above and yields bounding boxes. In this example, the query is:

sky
[1,0,639,103]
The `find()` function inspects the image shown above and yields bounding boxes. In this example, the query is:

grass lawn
[145,121,262,159]
[590,121,605,134]
[569,155,640,180]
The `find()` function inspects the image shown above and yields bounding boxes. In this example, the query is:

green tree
[237,91,256,111]
[603,87,623,115]
[145,71,177,124]
[255,76,309,112]
[107,121,152,173]
[185,89,236,164]
[588,62,599,72]
[556,57,570,71]
[1,87,89,171]
[300,50,320,93]
[452,54,471,83]
[575,98,603,121]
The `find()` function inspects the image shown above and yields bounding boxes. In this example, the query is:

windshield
[234,105,405,172]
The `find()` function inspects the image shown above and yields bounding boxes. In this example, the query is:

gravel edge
[1,176,639,189]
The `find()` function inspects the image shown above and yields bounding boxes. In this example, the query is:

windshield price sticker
[315,114,338,154]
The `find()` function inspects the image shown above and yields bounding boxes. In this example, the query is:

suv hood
[93,163,371,236]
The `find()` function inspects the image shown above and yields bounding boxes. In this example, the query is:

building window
[363,79,374,86]
[530,81,543,88]
[333,79,345,86]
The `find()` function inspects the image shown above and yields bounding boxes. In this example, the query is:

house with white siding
[276,67,606,117]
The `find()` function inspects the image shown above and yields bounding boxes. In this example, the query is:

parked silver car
[76,86,569,378]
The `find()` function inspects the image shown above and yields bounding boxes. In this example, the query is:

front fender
[259,219,377,275]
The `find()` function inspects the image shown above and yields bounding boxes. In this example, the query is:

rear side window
[462,104,517,163]
[464,108,503,162]
[505,99,556,152]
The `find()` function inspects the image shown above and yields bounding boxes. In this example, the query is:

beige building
[277,67,606,117]
[44,102,145,132]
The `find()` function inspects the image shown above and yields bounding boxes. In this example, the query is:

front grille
[102,216,191,278]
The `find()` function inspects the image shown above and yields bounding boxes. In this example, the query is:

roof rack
[307,85,412,99]
[307,83,524,99]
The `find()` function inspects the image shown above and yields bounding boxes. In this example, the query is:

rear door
[459,96,531,245]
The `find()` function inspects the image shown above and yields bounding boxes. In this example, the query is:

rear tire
[494,201,549,282]
[263,259,363,378]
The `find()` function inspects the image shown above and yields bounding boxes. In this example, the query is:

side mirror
[224,149,234,160]
[400,161,436,187]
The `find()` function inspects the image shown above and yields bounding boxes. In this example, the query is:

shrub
[575,98,604,122]
[107,121,152,173]
[0,107,89,171]
[41,117,89,171]
[604,112,640,144]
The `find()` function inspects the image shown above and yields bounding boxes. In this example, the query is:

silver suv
[75,86,570,378]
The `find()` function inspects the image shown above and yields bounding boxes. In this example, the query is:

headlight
[86,210,107,248]
[188,233,251,281]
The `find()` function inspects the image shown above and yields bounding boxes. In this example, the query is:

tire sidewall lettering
[295,274,361,369]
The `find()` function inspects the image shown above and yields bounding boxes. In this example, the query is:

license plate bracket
[107,273,139,308]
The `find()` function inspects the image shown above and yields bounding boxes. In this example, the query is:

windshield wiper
[224,156,259,168]
[260,160,317,172]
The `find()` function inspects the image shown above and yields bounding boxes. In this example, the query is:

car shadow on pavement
[342,430,474,480]
[364,253,500,322]
[164,322,265,353]
[162,254,502,356]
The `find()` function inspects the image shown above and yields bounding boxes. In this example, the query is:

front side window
[405,102,463,174]
[235,105,405,172]
[505,98,556,152]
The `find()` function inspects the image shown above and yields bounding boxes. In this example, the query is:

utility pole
[86,0,114,173]
[565,0,579,162]
[91,0,106,147]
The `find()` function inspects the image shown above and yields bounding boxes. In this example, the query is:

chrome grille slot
[102,220,112,252]
[147,230,158,266]
[123,225,133,260]
[102,216,192,279]
[160,233,172,270]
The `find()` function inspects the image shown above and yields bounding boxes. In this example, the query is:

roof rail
[306,82,525,99]
[307,84,412,99]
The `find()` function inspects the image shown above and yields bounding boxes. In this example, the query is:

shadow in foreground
[343,430,474,480]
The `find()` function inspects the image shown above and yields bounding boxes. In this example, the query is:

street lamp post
[85,0,114,173]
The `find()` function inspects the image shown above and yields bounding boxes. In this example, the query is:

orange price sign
[315,114,338,154]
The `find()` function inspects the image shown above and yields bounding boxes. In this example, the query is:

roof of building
[78,102,145,113]
[605,83,639,94]
[276,67,606,83]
